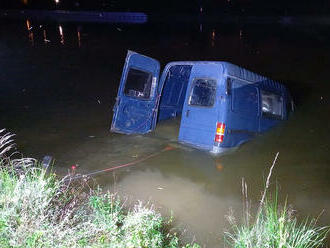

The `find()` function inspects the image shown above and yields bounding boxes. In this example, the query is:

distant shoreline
[0,9,148,24]
[1,9,330,26]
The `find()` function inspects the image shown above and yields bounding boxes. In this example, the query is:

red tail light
[214,122,225,143]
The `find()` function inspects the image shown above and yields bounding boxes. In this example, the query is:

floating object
[111,51,294,155]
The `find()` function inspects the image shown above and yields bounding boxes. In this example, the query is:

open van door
[111,51,160,134]
[178,63,221,150]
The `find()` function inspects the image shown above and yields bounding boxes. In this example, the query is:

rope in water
[63,145,175,182]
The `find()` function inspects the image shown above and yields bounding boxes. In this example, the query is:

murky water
[1,19,330,247]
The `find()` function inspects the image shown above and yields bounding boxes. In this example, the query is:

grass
[225,194,329,248]
[0,129,200,248]
[225,153,330,248]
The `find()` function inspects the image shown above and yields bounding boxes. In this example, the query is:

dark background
[1,0,329,16]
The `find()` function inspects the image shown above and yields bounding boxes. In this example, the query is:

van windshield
[188,78,216,107]
[124,68,152,99]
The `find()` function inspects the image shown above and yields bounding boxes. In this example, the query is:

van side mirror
[226,78,231,95]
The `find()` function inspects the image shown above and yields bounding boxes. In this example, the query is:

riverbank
[0,130,199,248]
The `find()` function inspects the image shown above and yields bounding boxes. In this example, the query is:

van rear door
[179,63,221,150]
[111,51,160,134]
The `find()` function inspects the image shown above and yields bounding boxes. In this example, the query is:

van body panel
[221,78,260,147]
[111,51,160,134]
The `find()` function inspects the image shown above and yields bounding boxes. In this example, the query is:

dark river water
[1,18,330,247]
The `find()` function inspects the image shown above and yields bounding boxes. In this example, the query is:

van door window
[124,68,153,99]
[188,78,216,107]
[261,91,283,119]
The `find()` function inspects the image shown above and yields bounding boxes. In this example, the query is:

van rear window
[188,79,216,107]
[124,68,153,99]
[261,91,283,119]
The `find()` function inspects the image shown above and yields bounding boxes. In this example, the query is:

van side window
[124,68,153,99]
[188,78,216,107]
[232,81,258,115]
[261,91,283,119]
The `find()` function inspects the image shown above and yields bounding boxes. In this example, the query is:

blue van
[111,51,293,154]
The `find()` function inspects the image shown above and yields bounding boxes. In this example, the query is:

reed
[225,153,329,248]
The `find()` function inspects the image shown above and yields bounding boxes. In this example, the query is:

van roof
[166,61,285,90]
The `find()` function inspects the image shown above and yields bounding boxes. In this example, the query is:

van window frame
[123,67,155,101]
[187,77,217,108]
[260,90,284,120]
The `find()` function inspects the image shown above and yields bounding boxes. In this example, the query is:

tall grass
[225,154,330,248]
[225,194,329,248]
[0,129,200,248]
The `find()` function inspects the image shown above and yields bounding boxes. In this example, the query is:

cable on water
[62,145,176,182]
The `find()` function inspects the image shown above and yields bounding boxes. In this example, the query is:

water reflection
[20,20,256,52]
[26,19,31,30]
[211,29,216,47]
[77,30,81,47]
[43,29,50,43]
[58,25,64,44]
[22,22,88,47]
[26,19,34,45]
